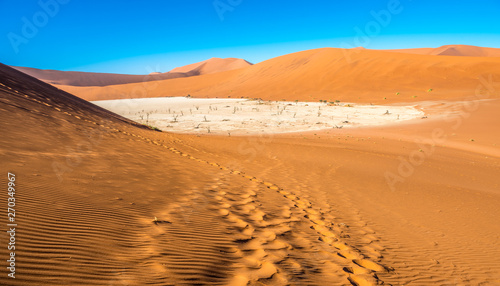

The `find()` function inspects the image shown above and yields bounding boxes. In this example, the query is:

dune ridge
[385,44,500,57]
[55,47,500,103]
[170,57,253,75]
[12,57,252,87]
[11,65,195,87]
[1,63,394,285]
[2,43,500,286]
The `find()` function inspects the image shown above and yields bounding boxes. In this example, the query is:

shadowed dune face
[0,64,242,285]
[12,57,252,87]
[11,66,196,87]
[55,47,500,103]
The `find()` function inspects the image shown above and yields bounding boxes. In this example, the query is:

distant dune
[170,57,252,75]
[12,57,252,87]
[385,44,500,57]
[11,66,194,87]
[55,46,500,103]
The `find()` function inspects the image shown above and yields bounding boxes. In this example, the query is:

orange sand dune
[385,44,500,57]
[0,63,253,285]
[2,61,500,285]
[171,98,500,285]
[170,57,252,74]
[11,65,195,86]
[56,47,500,103]
[12,57,252,87]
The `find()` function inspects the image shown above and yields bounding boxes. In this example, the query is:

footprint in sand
[102,125,391,286]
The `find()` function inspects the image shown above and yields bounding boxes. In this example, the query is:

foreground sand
[1,64,500,285]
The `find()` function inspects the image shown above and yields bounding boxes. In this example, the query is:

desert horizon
[1,1,500,285]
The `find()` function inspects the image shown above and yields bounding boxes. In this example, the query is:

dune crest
[170,57,252,75]
[11,57,251,87]
[55,47,500,103]
[385,44,500,57]
[2,50,500,285]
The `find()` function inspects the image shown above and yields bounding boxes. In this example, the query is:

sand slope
[172,98,500,285]
[56,47,500,103]
[11,66,195,87]
[0,63,395,285]
[2,61,500,285]
[12,57,252,87]
[2,62,400,285]
[386,44,500,57]
[0,63,241,284]
[170,57,252,74]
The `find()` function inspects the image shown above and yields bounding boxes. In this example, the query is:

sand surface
[1,57,500,286]
[55,46,500,103]
[385,44,500,57]
[170,57,252,74]
[16,45,499,90]
[12,57,251,87]
[92,97,424,135]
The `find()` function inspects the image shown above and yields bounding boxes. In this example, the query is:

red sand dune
[385,44,500,57]
[11,65,195,87]
[12,57,252,87]
[170,57,252,75]
[55,46,500,103]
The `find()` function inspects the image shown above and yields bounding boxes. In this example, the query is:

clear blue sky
[1,0,499,74]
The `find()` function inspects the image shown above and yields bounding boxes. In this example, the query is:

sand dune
[56,47,500,103]
[1,63,257,284]
[2,47,500,286]
[12,57,252,87]
[11,66,195,87]
[170,57,252,75]
[170,98,500,285]
[386,44,500,57]
[3,62,401,285]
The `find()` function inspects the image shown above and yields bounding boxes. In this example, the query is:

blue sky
[1,0,499,74]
